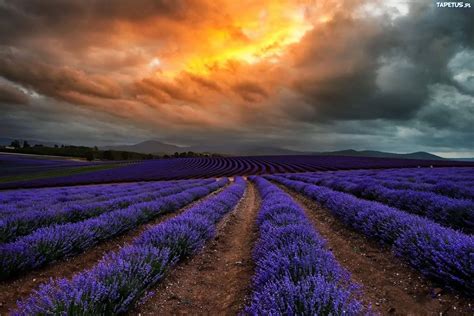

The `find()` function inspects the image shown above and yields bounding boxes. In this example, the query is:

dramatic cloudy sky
[0,0,473,156]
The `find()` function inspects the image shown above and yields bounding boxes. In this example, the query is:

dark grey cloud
[286,1,474,123]
[417,84,474,132]
[0,96,155,146]
[0,0,204,45]
[0,0,473,156]
[0,83,29,104]
[0,47,122,102]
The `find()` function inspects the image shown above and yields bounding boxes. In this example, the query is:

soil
[134,181,260,315]
[279,185,473,316]
[0,185,228,315]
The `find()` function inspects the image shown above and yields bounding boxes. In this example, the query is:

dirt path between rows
[279,185,473,316]
[0,185,228,315]
[135,181,260,315]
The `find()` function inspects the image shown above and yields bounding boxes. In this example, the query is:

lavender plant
[13,177,246,315]
[0,179,227,279]
[268,175,474,295]
[0,179,210,242]
[244,177,364,315]
[285,173,474,233]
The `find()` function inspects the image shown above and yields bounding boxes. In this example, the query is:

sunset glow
[1,0,473,156]
[151,2,314,77]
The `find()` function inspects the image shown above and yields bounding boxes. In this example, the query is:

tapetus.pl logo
[436,1,471,8]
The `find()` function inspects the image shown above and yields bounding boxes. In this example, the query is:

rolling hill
[102,140,450,160]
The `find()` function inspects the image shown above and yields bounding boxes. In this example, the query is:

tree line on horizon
[1,140,223,161]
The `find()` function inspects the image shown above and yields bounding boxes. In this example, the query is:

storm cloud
[0,0,473,157]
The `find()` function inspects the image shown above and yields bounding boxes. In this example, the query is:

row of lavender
[0,179,208,243]
[0,179,227,279]
[304,167,474,200]
[268,175,474,295]
[13,178,246,315]
[3,155,472,189]
[245,177,364,314]
[284,169,474,233]
[364,167,474,183]
[0,180,192,215]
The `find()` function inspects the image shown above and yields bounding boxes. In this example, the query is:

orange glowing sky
[154,2,313,76]
[1,0,473,156]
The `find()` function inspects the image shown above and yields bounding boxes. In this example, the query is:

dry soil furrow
[0,184,229,315]
[135,181,260,315]
[279,185,472,316]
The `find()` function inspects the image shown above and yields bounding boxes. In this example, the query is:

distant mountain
[187,144,303,156]
[316,149,446,160]
[103,140,303,156]
[102,140,448,160]
[102,140,183,155]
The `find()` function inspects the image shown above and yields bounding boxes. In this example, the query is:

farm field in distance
[1,153,472,189]
[0,155,473,315]
[0,153,123,185]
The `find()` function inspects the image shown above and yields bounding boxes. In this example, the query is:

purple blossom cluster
[0,179,209,242]
[291,167,474,200]
[13,177,246,315]
[284,172,474,233]
[354,178,474,202]
[0,178,227,280]
[268,175,474,295]
[3,155,471,189]
[366,169,474,201]
[244,176,364,315]
[0,180,191,216]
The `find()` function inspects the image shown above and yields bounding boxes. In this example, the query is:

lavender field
[1,154,472,189]
[0,157,473,315]
[3,0,474,313]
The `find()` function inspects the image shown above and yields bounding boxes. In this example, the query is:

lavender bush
[244,177,364,315]
[0,179,194,216]
[284,167,474,200]
[268,175,474,295]
[285,173,474,233]
[13,177,246,315]
[0,179,227,279]
[0,179,209,242]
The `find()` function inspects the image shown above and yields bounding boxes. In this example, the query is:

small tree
[23,140,30,148]
[10,140,21,148]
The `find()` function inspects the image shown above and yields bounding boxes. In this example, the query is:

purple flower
[269,175,474,295]
[13,177,246,314]
[244,177,364,314]
[0,179,227,279]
